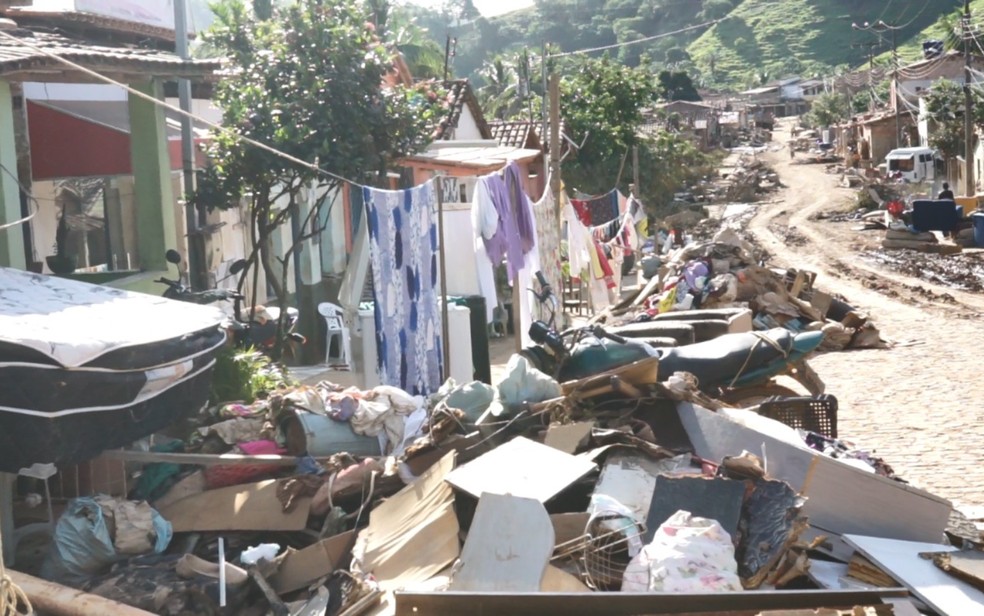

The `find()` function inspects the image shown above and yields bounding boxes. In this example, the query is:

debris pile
[606,229,887,355]
[24,364,954,616]
[721,155,782,202]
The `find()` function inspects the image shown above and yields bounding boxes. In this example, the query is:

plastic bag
[41,496,172,587]
[620,509,742,593]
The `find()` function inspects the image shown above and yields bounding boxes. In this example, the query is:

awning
[401,141,542,174]
[27,99,207,180]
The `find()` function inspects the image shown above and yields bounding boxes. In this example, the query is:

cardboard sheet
[844,534,984,616]
[543,422,594,454]
[445,437,596,503]
[158,479,310,532]
[271,530,355,594]
[359,452,460,591]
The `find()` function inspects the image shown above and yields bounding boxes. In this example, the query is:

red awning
[27,100,207,181]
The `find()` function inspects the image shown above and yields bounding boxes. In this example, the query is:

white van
[884,147,941,183]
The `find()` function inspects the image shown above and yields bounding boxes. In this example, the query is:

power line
[546,19,722,58]
[0,163,38,232]
[0,29,377,191]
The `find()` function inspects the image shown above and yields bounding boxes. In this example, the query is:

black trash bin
[448,295,492,384]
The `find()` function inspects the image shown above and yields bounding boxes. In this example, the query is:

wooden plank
[393,590,910,616]
[929,550,984,592]
[807,560,883,591]
[843,534,984,616]
[677,403,951,544]
[158,479,310,532]
[446,437,596,504]
[450,494,553,592]
[360,452,459,591]
[103,449,303,467]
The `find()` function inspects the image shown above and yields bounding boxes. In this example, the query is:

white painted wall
[453,105,484,140]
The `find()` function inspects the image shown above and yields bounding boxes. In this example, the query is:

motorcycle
[521,320,824,405]
[519,269,824,404]
[156,250,306,358]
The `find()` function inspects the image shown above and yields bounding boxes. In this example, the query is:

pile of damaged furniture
[10,353,976,615]
[2,264,982,616]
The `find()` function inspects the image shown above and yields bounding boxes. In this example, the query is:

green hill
[428,0,964,90]
[687,0,958,87]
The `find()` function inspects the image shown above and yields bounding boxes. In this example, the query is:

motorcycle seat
[656,328,794,388]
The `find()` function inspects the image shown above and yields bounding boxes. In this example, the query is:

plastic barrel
[973,212,984,248]
[282,412,381,457]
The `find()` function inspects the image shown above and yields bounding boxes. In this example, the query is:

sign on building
[33,0,176,30]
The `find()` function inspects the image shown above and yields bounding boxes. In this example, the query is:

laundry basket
[757,394,838,439]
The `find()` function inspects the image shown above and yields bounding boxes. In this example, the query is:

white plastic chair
[318,302,353,370]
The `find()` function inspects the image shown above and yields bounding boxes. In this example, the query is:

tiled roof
[0,27,220,79]
[489,120,538,150]
[434,79,492,141]
[3,7,180,42]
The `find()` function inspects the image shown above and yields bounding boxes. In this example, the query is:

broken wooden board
[739,478,806,588]
[590,451,690,526]
[808,559,882,592]
[151,470,205,511]
[271,530,355,594]
[843,534,984,616]
[359,452,460,591]
[543,422,594,454]
[643,475,745,544]
[561,356,660,397]
[847,554,897,588]
[449,493,553,592]
[158,479,310,532]
[678,403,952,544]
[445,437,596,504]
[926,550,984,592]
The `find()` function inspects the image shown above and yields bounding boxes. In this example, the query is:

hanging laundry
[531,182,563,325]
[362,181,443,396]
[572,190,620,227]
[473,161,536,282]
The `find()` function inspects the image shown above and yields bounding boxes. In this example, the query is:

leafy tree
[559,55,656,195]
[924,78,969,173]
[369,0,446,79]
[196,0,442,357]
[801,92,850,129]
[656,70,701,101]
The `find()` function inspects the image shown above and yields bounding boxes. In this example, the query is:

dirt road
[747,120,984,513]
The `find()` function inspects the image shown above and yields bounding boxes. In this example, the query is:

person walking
[938,182,955,200]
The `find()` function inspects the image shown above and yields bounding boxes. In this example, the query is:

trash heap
[27,348,973,616]
[604,229,887,353]
[722,156,782,202]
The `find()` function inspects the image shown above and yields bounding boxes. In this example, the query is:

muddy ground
[746,118,984,514]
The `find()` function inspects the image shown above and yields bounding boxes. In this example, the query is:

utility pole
[892,25,900,149]
[632,145,640,195]
[174,0,206,290]
[964,0,976,196]
[853,20,900,148]
[549,73,561,234]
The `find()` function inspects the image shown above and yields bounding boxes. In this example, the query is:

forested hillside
[411,0,962,90]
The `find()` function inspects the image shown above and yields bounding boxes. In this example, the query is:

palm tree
[477,57,520,120]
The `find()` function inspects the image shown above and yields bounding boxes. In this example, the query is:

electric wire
[0,28,370,190]
[546,19,722,58]
[0,163,38,231]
